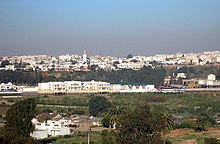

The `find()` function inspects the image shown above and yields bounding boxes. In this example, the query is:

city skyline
[0,0,220,57]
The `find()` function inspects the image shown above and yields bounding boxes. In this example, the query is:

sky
[0,0,220,57]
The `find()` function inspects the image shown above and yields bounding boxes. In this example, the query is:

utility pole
[88,131,90,144]
[88,123,90,144]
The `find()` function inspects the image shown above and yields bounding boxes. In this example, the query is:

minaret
[83,50,87,63]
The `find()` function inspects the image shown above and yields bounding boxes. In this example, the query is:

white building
[176,73,186,79]
[207,74,216,81]
[110,82,156,93]
[83,50,87,63]
[197,74,220,88]
[38,80,156,94]
[31,118,71,139]
[38,80,111,94]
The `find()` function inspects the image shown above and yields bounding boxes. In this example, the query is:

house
[182,74,220,88]
[31,118,71,139]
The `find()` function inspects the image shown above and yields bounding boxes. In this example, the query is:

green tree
[101,115,111,128]
[101,130,121,144]
[88,96,112,116]
[118,104,163,144]
[126,54,133,59]
[195,116,210,132]
[216,68,220,80]
[41,108,53,113]
[161,114,175,144]
[1,60,10,67]
[108,106,126,129]
[4,98,37,139]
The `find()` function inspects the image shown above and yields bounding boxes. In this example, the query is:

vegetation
[161,114,175,144]
[118,104,163,144]
[88,96,112,116]
[0,66,166,85]
[1,98,36,143]
[204,137,220,144]
[1,92,220,143]
[107,106,126,129]
[195,116,210,132]
[0,65,219,86]
[101,130,120,144]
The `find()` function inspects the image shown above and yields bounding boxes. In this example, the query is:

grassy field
[1,92,220,118]
[1,92,220,143]
[34,128,220,144]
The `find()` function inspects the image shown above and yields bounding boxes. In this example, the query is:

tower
[83,50,87,63]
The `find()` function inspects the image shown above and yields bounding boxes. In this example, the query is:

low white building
[31,118,71,139]
[207,74,216,81]
[176,73,186,79]
[111,82,156,92]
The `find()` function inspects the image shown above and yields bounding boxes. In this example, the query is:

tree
[195,116,210,132]
[216,68,220,80]
[88,96,112,116]
[1,60,10,67]
[4,98,37,139]
[108,106,126,129]
[41,108,53,113]
[161,114,175,144]
[101,130,121,144]
[126,54,133,59]
[118,104,163,144]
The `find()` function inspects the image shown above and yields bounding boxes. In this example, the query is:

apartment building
[38,80,156,94]
[38,80,111,94]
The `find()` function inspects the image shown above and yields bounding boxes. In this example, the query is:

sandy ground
[169,128,220,144]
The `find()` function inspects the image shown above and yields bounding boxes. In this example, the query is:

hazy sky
[0,0,220,57]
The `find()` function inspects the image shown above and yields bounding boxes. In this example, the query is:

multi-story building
[38,80,156,94]
[38,80,111,94]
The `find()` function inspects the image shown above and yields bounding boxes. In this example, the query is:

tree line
[1,65,220,86]
[0,66,166,86]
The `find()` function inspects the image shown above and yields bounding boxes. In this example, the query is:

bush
[41,108,53,113]
[7,99,15,103]
[71,109,85,115]
[42,95,49,98]
[101,116,110,128]
[165,139,172,144]
[204,137,219,144]
[178,122,194,129]
[89,96,112,116]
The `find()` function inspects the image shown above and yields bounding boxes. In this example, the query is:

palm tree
[108,105,126,130]
[195,116,209,132]
[161,114,175,144]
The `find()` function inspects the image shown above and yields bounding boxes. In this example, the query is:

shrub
[178,121,194,129]
[71,109,85,115]
[204,137,219,144]
[101,116,110,128]
[165,139,172,144]
[41,108,53,113]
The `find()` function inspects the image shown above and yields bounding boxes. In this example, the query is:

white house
[31,118,71,139]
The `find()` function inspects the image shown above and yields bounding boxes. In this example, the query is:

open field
[1,92,220,143]
[32,127,220,144]
[1,92,220,117]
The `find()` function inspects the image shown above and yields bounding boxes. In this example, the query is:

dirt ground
[169,128,220,144]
